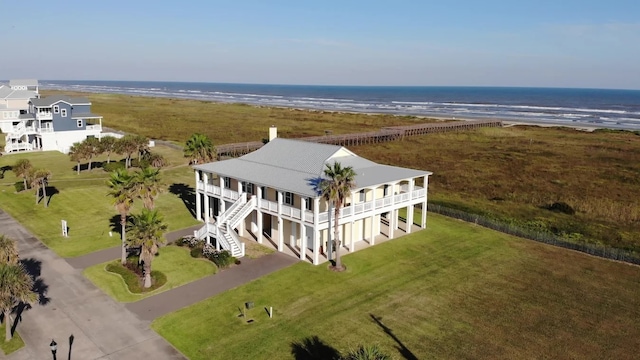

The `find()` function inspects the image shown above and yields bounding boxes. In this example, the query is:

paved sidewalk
[66,224,202,269]
[0,210,185,360]
[126,252,298,320]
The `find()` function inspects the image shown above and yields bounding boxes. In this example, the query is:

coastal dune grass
[152,214,640,359]
[0,146,199,257]
[84,245,216,302]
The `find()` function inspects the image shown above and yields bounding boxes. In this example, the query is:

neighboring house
[0,79,40,135]
[3,94,103,154]
[193,130,431,264]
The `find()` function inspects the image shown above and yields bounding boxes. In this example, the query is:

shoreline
[42,88,636,133]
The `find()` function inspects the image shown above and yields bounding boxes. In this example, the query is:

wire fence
[427,203,640,266]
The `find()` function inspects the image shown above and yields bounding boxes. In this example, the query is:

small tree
[0,235,19,265]
[117,135,139,169]
[30,168,51,207]
[184,133,216,164]
[99,136,118,164]
[0,264,38,341]
[69,142,87,175]
[84,137,101,171]
[132,135,149,163]
[126,209,167,288]
[12,159,32,190]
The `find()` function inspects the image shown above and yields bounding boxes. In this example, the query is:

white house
[193,130,431,265]
[3,94,103,154]
[0,79,40,135]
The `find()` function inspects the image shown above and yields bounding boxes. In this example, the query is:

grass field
[152,214,640,360]
[0,145,199,257]
[84,245,216,302]
[0,324,24,355]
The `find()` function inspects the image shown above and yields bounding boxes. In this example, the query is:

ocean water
[41,81,640,130]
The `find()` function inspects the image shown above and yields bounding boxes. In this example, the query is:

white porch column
[300,222,307,260]
[203,173,210,222]
[422,175,429,228]
[313,197,320,265]
[219,176,226,214]
[290,222,296,247]
[237,181,244,236]
[350,221,355,252]
[277,190,284,252]
[370,186,376,245]
[406,179,414,234]
[195,171,202,221]
[313,229,320,265]
[257,186,263,243]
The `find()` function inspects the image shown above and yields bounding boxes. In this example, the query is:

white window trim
[61,109,67,117]
[76,119,83,128]
[359,189,365,202]
[223,177,231,188]
[53,105,59,114]
[305,197,313,211]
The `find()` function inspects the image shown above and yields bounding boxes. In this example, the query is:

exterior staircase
[194,193,257,258]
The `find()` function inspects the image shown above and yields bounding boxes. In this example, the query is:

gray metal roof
[9,79,38,87]
[0,85,37,100]
[194,138,431,197]
[31,95,91,107]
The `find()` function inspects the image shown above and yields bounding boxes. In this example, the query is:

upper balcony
[36,112,52,121]
[196,181,426,225]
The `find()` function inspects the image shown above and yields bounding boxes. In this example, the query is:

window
[76,119,83,128]
[261,187,267,200]
[53,105,59,114]
[284,192,294,206]
[61,109,67,117]
[305,197,313,211]
[359,189,365,202]
[383,185,389,196]
[242,181,254,195]
[223,177,231,188]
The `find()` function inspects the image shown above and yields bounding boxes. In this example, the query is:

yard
[152,214,640,359]
[0,145,198,257]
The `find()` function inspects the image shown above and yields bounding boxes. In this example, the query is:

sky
[2,0,640,89]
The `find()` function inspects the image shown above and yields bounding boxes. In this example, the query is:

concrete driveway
[0,210,185,360]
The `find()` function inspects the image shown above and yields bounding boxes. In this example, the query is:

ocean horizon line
[27,79,639,92]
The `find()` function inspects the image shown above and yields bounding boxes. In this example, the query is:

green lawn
[0,147,199,257]
[153,214,640,359]
[84,245,216,302]
[0,324,25,355]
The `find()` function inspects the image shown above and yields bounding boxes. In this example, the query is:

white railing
[37,127,54,133]
[226,196,256,229]
[85,124,102,131]
[259,199,279,212]
[4,142,33,153]
[226,227,245,258]
[36,113,52,120]
[219,195,247,226]
[223,188,239,201]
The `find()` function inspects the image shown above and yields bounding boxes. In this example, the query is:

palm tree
[69,142,88,175]
[142,151,167,169]
[0,235,19,265]
[343,345,391,360]
[12,159,32,191]
[107,169,136,265]
[320,161,356,271]
[184,133,216,164]
[0,263,38,341]
[134,167,162,210]
[31,169,51,207]
[98,136,117,164]
[126,209,167,288]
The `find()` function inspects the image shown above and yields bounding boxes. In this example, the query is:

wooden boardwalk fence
[216,119,502,158]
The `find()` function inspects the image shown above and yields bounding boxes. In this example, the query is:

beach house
[3,94,103,154]
[0,79,40,135]
[193,128,431,264]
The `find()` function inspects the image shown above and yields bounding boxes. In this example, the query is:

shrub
[177,235,202,248]
[343,345,391,360]
[103,161,125,172]
[190,246,204,258]
[546,202,576,215]
[208,249,236,269]
[14,181,25,192]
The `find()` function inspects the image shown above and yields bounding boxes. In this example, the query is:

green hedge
[105,262,167,293]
